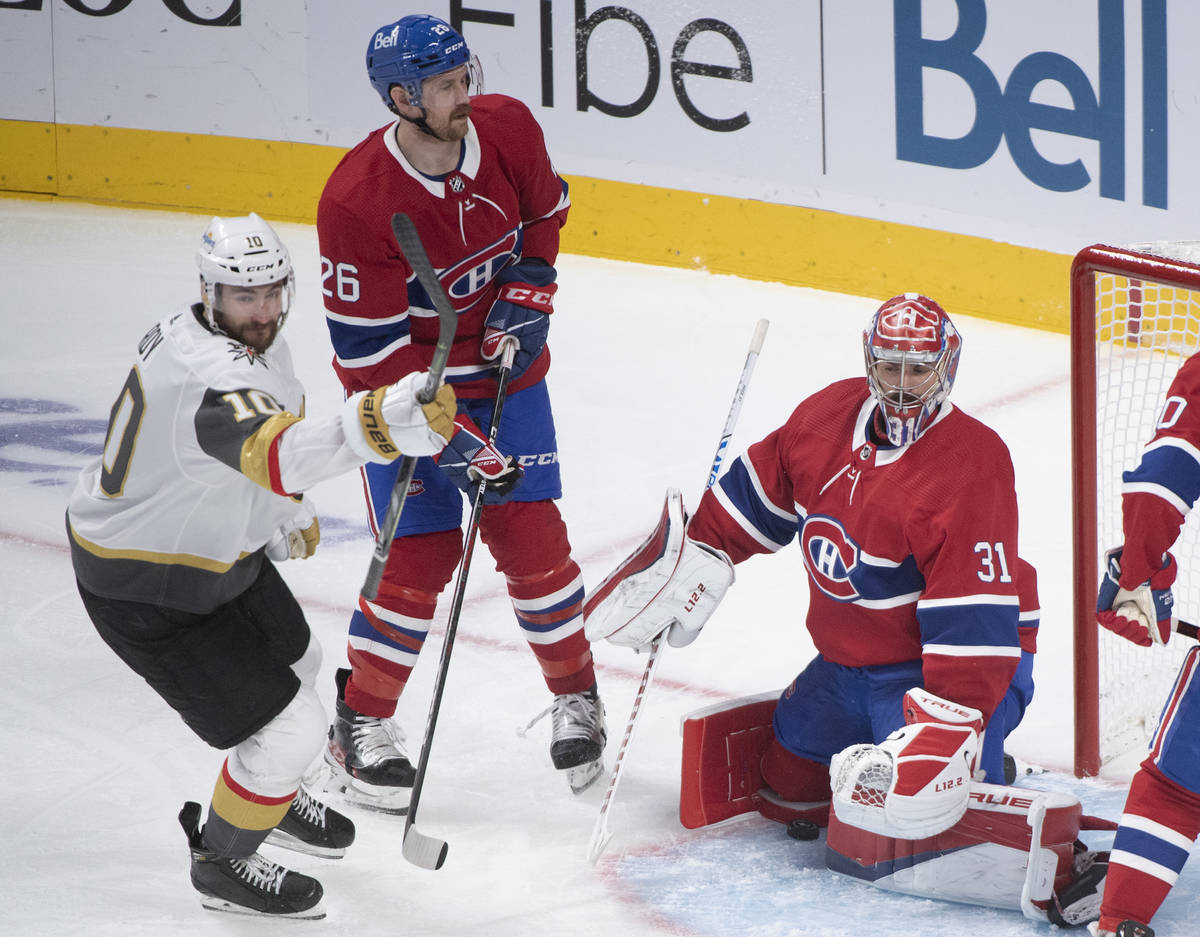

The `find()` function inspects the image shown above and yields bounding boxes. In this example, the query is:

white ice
[2,198,1198,936]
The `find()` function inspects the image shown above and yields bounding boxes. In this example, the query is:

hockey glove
[266,498,320,561]
[1096,546,1176,646]
[481,261,556,379]
[343,371,457,463]
[435,414,523,504]
[829,688,981,839]
[583,489,734,649]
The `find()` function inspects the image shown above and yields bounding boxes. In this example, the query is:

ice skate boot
[312,668,414,815]
[263,787,356,859]
[1088,922,1155,937]
[550,683,607,794]
[179,801,324,919]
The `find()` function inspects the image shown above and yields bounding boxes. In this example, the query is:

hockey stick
[402,338,518,871]
[587,318,769,865]
[1178,619,1200,640]
[360,213,457,602]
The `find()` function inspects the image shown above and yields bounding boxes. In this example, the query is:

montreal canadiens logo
[441,229,520,306]
[800,515,861,601]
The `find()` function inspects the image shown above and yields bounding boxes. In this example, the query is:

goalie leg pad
[679,692,779,829]
[826,782,1084,920]
[583,489,733,648]
[679,693,831,829]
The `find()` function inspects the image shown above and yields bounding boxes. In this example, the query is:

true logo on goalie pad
[826,783,1085,922]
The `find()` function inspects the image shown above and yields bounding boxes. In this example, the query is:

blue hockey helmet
[366,15,474,110]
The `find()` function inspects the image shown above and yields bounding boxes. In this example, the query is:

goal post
[1072,243,1200,777]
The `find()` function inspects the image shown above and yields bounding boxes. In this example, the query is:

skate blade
[304,760,411,816]
[200,896,326,920]
[567,758,605,795]
[261,827,347,860]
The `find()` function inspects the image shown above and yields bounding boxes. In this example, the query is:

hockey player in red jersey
[314,14,605,806]
[67,214,459,917]
[587,295,1034,822]
[1090,352,1200,937]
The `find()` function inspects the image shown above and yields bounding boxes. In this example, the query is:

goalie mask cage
[1072,242,1200,777]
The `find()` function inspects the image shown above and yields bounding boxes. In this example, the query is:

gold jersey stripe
[239,411,303,492]
[68,523,253,573]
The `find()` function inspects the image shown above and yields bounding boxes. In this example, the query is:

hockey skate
[548,684,608,794]
[179,801,325,919]
[308,669,414,815]
[1089,922,1155,937]
[262,787,356,859]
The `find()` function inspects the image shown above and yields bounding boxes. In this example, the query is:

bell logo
[374,25,400,50]
[894,0,1168,208]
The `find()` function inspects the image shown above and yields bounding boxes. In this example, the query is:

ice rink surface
[3,198,1199,935]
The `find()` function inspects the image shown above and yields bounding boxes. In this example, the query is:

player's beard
[428,103,472,142]
[215,312,279,354]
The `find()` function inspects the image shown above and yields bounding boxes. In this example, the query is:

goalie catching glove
[829,688,983,839]
[343,370,457,463]
[1096,546,1176,646]
[583,488,734,649]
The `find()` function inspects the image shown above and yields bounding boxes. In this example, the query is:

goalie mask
[863,293,961,446]
[196,212,294,348]
[366,14,483,111]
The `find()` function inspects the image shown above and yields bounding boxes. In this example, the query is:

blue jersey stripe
[1125,441,1200,510]
[717,458,798,548]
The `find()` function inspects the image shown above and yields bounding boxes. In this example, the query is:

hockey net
[1072,242,1200,776]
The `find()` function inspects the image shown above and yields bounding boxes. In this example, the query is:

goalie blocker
[583,489,734,648]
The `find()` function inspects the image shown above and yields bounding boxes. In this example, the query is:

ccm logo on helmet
[800,515,861,601]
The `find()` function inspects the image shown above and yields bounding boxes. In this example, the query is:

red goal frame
[1071,244,1200,777]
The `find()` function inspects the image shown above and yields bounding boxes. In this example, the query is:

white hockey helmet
[196,212,294,335]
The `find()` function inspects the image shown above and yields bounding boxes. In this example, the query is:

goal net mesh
[1089,241,1200,766]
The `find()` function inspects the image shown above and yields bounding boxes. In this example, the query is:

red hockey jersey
[1118,351,1200,585]
[688,378,1023,718]
[317,94,570,399]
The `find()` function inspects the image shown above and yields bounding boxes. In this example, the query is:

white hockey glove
[583,488,734,649]
[829,688,983,839]
[342,371,457,463]
[266,498,320,561]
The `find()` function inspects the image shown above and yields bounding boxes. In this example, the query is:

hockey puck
[786,819,819,841]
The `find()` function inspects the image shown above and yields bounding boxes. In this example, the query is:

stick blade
[586,826,613,866]
[402,826,449,870]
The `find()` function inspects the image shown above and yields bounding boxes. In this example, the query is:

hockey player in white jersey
[66,213,462,918]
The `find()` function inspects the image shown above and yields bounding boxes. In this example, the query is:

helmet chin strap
[398,109,445,140]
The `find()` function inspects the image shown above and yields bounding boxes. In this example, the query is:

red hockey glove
[1096,547,1176,646]
[435,414,523,504]
[481,261,556,379]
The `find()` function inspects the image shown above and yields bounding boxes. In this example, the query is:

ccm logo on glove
[497,283,555,311]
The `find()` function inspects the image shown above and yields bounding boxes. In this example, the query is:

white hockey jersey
[68,306,362,613]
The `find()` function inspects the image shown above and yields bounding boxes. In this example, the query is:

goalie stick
[587,317,769,864]
[360,213,457,602]
[402,338,518,871]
